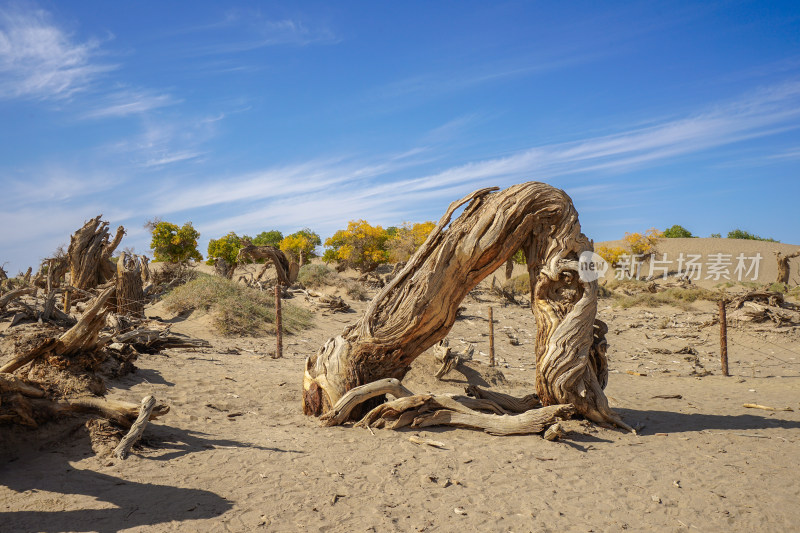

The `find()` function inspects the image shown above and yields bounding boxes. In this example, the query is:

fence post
[274,285,283,359]
[719,299,728,376]
[488,306,495,367]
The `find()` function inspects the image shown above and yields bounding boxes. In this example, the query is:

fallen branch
[413,403,575,436]
[113,395,157,459]
[319,378,414,426]
[433,340,474,380]
[465,385,540,412]
[0,287,35,310]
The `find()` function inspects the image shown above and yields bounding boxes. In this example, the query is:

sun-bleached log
[303,182,628,429]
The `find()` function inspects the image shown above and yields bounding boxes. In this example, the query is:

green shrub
[768,282,788,293]
[663,225,694,238]
[207,232,243,265]
[163,275,311,336]
[727,229,778,242]
[251,230,284,248]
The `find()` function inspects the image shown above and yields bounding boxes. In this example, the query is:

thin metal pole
[719,299,728,376]
[488,306,495,367]
[274,285,283,359]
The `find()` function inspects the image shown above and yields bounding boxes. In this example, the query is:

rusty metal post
[274,285,283,359]
[719,299,728,376]
[488,306,495,367]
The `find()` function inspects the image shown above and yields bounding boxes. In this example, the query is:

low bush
[727,229,778,242]
[663,225,694,238]
[164,275,312,336]
[611,287,718,310]
[297,263,370,301]
[297,264,337,288]
[503,273,531,295]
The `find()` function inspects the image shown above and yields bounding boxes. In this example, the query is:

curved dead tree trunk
[116,252,145,318]
[237,242,295,285]
[303,182,627,429]
[213,258,237,280]
[67,215,125,291]
[775,251,800,284]
[138,255,151,283]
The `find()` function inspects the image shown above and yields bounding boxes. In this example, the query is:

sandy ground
[2,238,800,532]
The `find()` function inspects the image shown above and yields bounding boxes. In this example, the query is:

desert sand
[2,238,799,533]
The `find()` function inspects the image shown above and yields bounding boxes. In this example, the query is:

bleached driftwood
[113,395,157,459]
[237,242,296,286]
[116,252,145,318]
[319,378,414,427]
[304,182,628,429]
[67,215,124,291]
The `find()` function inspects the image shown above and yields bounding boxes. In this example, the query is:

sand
[1,238,799,532]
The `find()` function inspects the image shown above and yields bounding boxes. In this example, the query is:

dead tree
[303,182,628,429]
[236,241,297,285]
[116,252,145,318]
[1,287,169,428]
[213,257,237,280]
[138,255,151,284]
[776,251,800,284]
[67,215,125,291]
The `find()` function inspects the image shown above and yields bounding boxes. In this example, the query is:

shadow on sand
[0,422,304,532]
[616,407,800,434]
[1,435,230,533]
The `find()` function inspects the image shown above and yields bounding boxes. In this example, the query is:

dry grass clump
[297,264,338,287]
[612,287,718,310]
[164,274,312,336]
[503,273,531,295]
[297,264,369,301]
[787,285,800,301]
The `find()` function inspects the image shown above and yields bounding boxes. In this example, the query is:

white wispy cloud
[145,81,800,241]
[0,5,114,99]
[104,112,220,168]
[181,13,339,56]
[83,88,178,118]
[143,151,203,167]
[5,81,800,273]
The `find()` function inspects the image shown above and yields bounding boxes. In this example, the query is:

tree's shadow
[0,423,304,532]
[143,423,305,462]
[439,364,490,387]
[616,408,800,434]
[0,433,230,533]
[113,367,175,389]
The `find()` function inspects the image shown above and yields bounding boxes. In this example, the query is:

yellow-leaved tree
[386,221,435,262]
[280,228,321,265]
[623,228,663,256]
[149,221,202,263]
[323,220,391,272]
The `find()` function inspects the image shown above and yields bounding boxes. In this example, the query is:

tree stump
[67,215,125,291]
[116,252,145,318]
[776,251,800,284]
[303,182,628,429]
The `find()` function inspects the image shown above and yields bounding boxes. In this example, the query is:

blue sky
[1,1,799,273]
